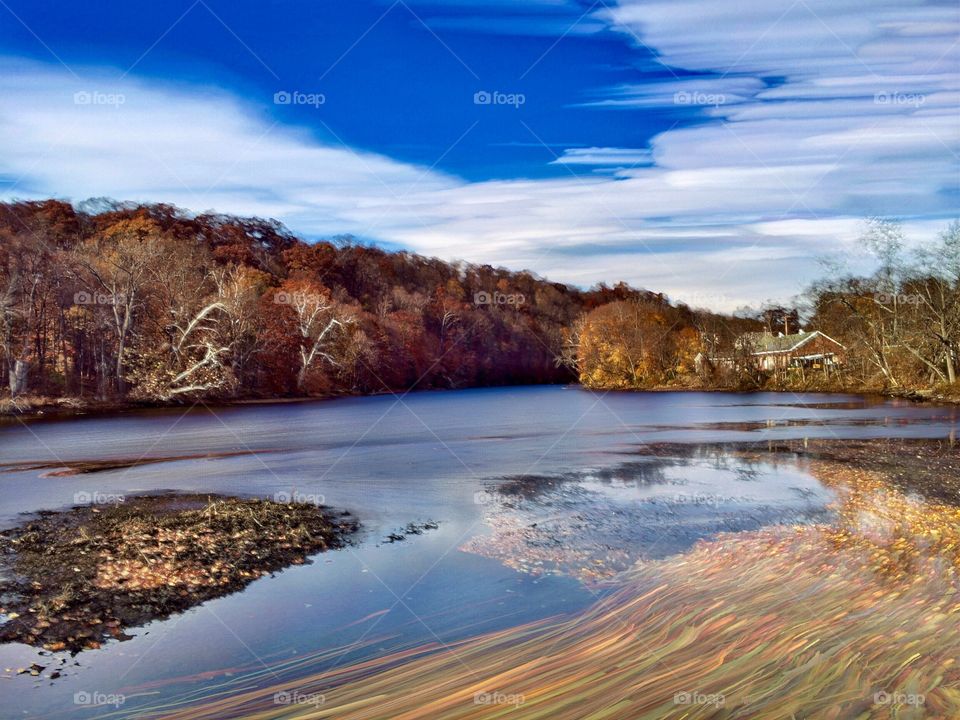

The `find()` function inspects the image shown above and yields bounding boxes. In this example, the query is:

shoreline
[0,393,345,424]
[2,383,955,423]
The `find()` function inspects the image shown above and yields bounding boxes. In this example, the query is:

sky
[0,0,957,310]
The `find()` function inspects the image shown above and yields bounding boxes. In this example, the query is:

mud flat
[633,436,960,505]
[0,494,358,653]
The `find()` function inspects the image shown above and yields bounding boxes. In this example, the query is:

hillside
[0,199,682,405]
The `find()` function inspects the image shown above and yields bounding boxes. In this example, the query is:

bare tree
[73,217,161,395]
[906,221,960,383]
[279,280,351,392]
[0,232,50,396]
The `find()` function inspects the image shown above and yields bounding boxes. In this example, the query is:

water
[0,387,956,718]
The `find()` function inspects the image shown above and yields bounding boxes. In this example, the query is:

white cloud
[549,147,653,167]
[579,77,766,110]
[0,59,457,230]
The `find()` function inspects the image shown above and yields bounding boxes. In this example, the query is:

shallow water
[0,386,956,718]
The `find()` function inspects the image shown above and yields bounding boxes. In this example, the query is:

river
[0,386,956,718]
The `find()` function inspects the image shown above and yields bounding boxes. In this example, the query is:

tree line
[2,200,954,407]
[0,199,669,404]
[568,218,959,395]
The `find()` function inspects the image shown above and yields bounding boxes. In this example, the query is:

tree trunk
[116,346,126,395]
[942,319,956,384]
[8,358,28,396]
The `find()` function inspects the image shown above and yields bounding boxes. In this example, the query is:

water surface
[0,387,955,718]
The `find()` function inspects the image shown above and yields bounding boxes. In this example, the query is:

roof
[740,330,843,354]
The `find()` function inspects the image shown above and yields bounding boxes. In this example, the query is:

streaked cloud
[549,147,653,167]
[579,77,766,110]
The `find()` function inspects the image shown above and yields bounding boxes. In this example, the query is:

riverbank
[0,394,343,423]
[3,381,957,423]
[632,437,960,505]
[583,377,960,404]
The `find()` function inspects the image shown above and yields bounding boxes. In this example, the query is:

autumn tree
[904,220,960,384]
[212,265,268,387]
[73,215,163,395]
[273,279,352,392]
[805,218,951,389]
[125,239,243,401]
[573,299,700,389]
[15,198,931,404]
[0,236,42,395]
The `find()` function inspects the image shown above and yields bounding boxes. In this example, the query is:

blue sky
[0,0,684,180]
[0,0,957,308]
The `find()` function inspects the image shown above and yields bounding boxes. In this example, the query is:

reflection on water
[0,387,957,718]
[165,453,960,720]
[463,455,834,582]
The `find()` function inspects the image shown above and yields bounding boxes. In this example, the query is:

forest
[569,218,959,395]
[0,199,696,405]
[1,200,956,409]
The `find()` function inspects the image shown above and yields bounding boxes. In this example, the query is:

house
[738,330,844,372]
